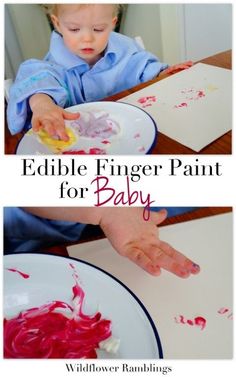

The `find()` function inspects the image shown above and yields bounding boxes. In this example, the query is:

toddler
[7,3,192,140]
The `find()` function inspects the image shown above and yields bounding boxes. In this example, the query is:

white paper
[119,63,232,151]
[68,213,233,359]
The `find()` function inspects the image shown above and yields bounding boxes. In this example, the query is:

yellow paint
[206,84,218,92]
[30,127,77,153]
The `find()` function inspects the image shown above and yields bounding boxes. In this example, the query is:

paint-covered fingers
[32,116,69,141]
[164,61,193,75]
[124,240,200,278]
[157,240,200,275]
[31,116,42,132]
[125,246,161,276]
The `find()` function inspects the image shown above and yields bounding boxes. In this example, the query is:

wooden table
[5,50,231,154]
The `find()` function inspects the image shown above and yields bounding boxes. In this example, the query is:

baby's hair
[42,4,123,17]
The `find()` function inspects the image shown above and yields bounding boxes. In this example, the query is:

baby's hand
[100,208,200,278]
[29,93,80,141]
[161,61,193,75]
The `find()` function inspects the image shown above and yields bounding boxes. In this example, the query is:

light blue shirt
[4,207,86,253]
[7,31,168,134]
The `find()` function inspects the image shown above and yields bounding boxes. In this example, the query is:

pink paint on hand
[4,264,112,359]
[175,315,206,330]
[5,268,30,279]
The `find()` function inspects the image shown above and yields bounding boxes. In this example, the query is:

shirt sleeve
[127,49,169,86]
[7,59,70,134]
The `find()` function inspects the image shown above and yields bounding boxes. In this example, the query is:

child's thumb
[63,110,80,120]
[150,209,168,225]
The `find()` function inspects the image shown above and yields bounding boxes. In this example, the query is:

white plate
[4,253,163,359]
[16,101,158,155]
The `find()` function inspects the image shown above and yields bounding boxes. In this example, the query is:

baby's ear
[112,17,118,29]
[50,14,61,32]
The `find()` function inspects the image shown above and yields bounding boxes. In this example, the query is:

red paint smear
[101,140,111,145]
[175,88,206,109]
[138,146,145,152]
[187,319,194,326]
[6,268,30,279]
[194,316,206,330]
[63,148,106,155]
[217,307,233,320]
[138,96,157,104]
[175,315,206,330]
[218,307,229,314]
[174,102,188,108]
[138,95,157,108]
[197,90,205,98]
[4,265,112,359]
[134,133,141,139]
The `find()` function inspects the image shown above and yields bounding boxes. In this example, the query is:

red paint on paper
[197,90,205,98]
[218,307,229,314]
[217,307,233,320]
[137,96,157,108]
[194,316,206,330]
[174,88,206,109]
[175,315,206,330]
[174,102,188,109]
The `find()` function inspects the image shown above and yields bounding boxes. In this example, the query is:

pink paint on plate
[5,268,30,279]
[4,264,112,359]
[138,146,146,152]
[63,147,106,155]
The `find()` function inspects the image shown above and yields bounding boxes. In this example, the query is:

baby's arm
[29,94,80,141]
[23,207,200,278]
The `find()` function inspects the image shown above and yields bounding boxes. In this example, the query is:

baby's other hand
[161,61,193,75]
[30,94,80,141]
[100,208,200,278]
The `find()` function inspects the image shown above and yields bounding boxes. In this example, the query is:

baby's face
[52,4,117,65]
